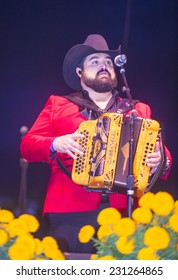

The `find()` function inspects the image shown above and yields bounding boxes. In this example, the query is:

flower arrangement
[78,191,178,260]
[0,209,65,260]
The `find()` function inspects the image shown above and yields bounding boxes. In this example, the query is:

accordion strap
[63,92,139,114]
[56,158,72,179]
[63,92,103,113]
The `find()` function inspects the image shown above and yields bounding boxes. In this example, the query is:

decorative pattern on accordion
[72,113,160,196]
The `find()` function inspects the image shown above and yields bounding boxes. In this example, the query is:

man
[20,34,172,253]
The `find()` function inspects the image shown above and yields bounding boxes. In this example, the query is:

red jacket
[20,94,172,213]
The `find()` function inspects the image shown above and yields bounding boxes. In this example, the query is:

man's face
[77,53,118,93]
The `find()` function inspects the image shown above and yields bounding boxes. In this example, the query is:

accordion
[72,113,165,197]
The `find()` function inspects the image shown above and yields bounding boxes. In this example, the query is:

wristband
[50,139,56,152]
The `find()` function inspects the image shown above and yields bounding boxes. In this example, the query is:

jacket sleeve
[20,95,56,164]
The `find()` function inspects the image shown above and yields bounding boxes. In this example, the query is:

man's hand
[52,130,84,159]
[146,141,161,175]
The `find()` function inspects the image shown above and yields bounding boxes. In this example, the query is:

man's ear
[76,67,82,78]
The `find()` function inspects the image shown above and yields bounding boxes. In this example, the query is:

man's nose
[99,62,107,70]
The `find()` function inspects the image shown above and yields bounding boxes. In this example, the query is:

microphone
[131,109,138,118]
[114,54,127,67]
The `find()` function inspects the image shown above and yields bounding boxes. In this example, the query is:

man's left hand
[146,141,161,175]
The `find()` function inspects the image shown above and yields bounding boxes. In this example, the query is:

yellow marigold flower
[0,223,8,229]
[16,235,36,256]
[169,214,178,232]
[7,218,28,238]
[34,238,43,255]
[44,248,65,260]
[97,207,121,225]
[78,225,95,243]
[113,218,136,237]
[174,201,178,214]
[151,192,174,216]
[0,228,9,245]
[137,247,160,260]
[0,209,14,223]
[97,224,113,241]
[132,207,152,224]
[18,214,39,233]
[8,243,33,260]
[90,254,98,260]
[116,236,134,254]
[139,192,155,209]
[144,226,170,250]
[42,236,58,251]
[97,256,116,260]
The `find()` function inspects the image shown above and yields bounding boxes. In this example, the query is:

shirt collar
[81,88,119,101]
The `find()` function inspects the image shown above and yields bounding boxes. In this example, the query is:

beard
[81,71,118,93]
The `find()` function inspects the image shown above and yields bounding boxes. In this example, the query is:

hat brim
[63,44,121,91]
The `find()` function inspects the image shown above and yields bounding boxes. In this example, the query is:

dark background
[0,0,177,217]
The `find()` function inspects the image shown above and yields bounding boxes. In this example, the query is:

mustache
[97,68,111,77]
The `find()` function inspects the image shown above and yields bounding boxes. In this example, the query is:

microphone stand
[19,157,28,212]
[119,66,136,218]
[18,126,29,213]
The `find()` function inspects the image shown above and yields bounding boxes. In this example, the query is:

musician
[20,34,172,253]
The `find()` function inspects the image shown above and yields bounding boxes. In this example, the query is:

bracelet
[50,140,56,152]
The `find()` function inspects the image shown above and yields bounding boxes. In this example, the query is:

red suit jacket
[20,95,172,214]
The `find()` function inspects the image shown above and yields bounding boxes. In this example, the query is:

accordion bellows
[72,113,160,197]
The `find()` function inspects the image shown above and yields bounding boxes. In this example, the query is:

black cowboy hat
[63,34,121,91]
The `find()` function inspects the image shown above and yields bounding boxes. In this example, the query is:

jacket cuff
[160,156,171,177]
